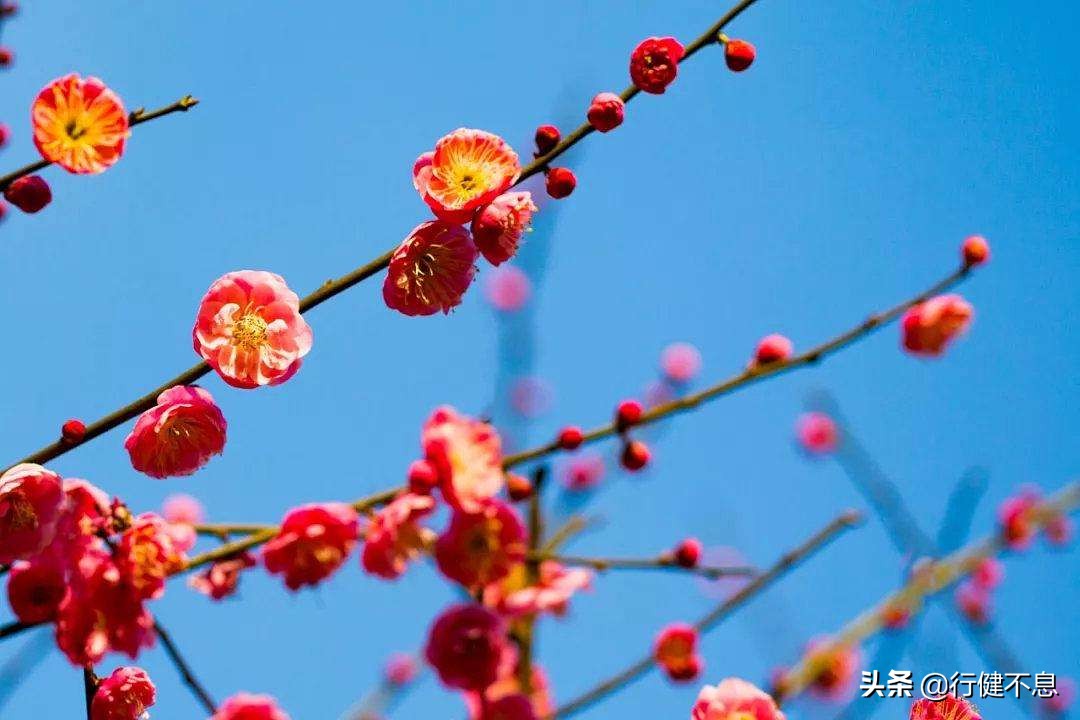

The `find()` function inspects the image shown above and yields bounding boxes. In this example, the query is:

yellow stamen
[232,313,269,349]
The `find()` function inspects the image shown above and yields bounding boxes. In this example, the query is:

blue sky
[0,1,1077,718]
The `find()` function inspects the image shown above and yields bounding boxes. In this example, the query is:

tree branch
[154,620,217,714]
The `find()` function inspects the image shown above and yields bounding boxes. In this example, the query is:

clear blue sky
[1,2,1077,718]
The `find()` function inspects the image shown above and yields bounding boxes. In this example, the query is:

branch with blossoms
[770,483,1080,704]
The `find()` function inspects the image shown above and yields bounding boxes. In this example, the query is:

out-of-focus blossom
[901,294,973,357]
[692,677,786,720]
[490,561,592,618]
[561,453,604,492]
[466,664,553,720]
[384,653,418,686]
[435,499,527,589]
[6,557,68,623]
[0,463,65,564]
[422,406,504,513]
[32,74,128,174]
[654,623,702,682]
[472,192,537,266]
[212,693,291,720]
[187,553,256,601]
[629,37,685,94]
[998,487,1040,550]
[116,513,192,601]
[672,538,702,568]
[193,270,312,388]
[485,265,532,312]
[1044,513,1074,546]
[91,666,156,720]
[55,547,155,665]
[361,492,436,580]
[384,221,478,316]
[803,638,861,700]
[661,342,702,383]
[510,376,552,418]
[162,493,204,525]
[970,557,1004,590]
[695,546,753,601]
[954,580,991,625]
[262,503,359,591]
[124,386,227,478]
[909,694,982,720]
[796,412,838,455]
[415,128,520,224]
[1041,677,1075,715]
[424,603,514,691]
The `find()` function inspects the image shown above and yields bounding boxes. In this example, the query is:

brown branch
[0,96,199,193]
[505,263,973,469]
[547,509,863,719]
[773,484,1080,703]
[154,620,217,714]
[2,0,765,474]
[82,666,97,718]
[0,621,39,640]
[534,553,757,580]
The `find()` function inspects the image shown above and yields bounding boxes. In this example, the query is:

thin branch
[0,96,199,192]
[505,263,973,470]
[2,0,765,474]
[539,516,600,554]
[193,523,276,538]
[82,666,97,718]
[0,622,38,641]
[547,509,862,719]
[773,483,1080,703]
[154,620,217,714]
[534,553,757,580]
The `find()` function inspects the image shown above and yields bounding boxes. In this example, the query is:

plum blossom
[485,265,532,312]
[0,463,65,564]
[91,666,156,720]
[6,557,68,623]
[629,37,685,94]
[909,695,981,720]
[561,453,605,492]
[654,623,703,682]
[193,270,313,388]
[422,406,504,512]
[125,386,227,478]
[692,678,786,720]
[901,294,973,357]
[384,221,478,316]
[361,492,436,580]
[472,192,537,266]
[435,499,527,589]
[466,664,554,720]
[661,342,702,383]
[32,74,128,174]
[490,561,592,618]
[116,513,193,601]
[796,412,838,455]
[998,487,1040,550]
[954,580,991,624]
[384,653,418,686]
[188,553,256,601]
[262,503,359,590]
[414,128,521,224]
[425,603,514,691]
[803,637,861,700]
[212,693,291,720]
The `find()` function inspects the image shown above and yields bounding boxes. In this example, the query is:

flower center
[64,118,87,141]
[232,313,269,349]
[2,492,38,531]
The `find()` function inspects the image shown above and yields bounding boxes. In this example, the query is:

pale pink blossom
[193,270,313,388]
[492,561,592,617]
[796,412,838,455]
[661,342,702,383]
[692,678,786,720]
[485,265,532,312]
[361,492,436,580]
[422,406,504,512]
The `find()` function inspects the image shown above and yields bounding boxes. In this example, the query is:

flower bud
[3,175,52,213]
[545,167,577,199]
[587,92,625,132]
[724,39,756,72]
[534,124,561,155]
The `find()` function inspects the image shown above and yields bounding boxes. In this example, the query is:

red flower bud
[630,36,685,94]
[407,459,439,494]
[673,538,702,568]
[0,4,17,17]
[724,39,756,72]
[557,425,584,450]
[61,419,86,444]
[0,47,12,67]
[506,473,534,502]
[587,92,625,133]
[534,124,561,156]
[545,167,577,199]
[0,123,9,147]
[753,333,793,365]
[620,440,651,471]
[615,399,643,430]
[4,175,52,213]
[962,235,990,267]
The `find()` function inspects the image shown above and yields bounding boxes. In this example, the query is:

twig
[533,553,757,580]
[0,622,37,641]
[547,509,862,719]
[773,483,1080,703]
[505,263,973,470]
[2,0,765,474]
[82,666,97,718]
[154,620,217,714]
[0,96,199,192]
[539,516,600,554]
